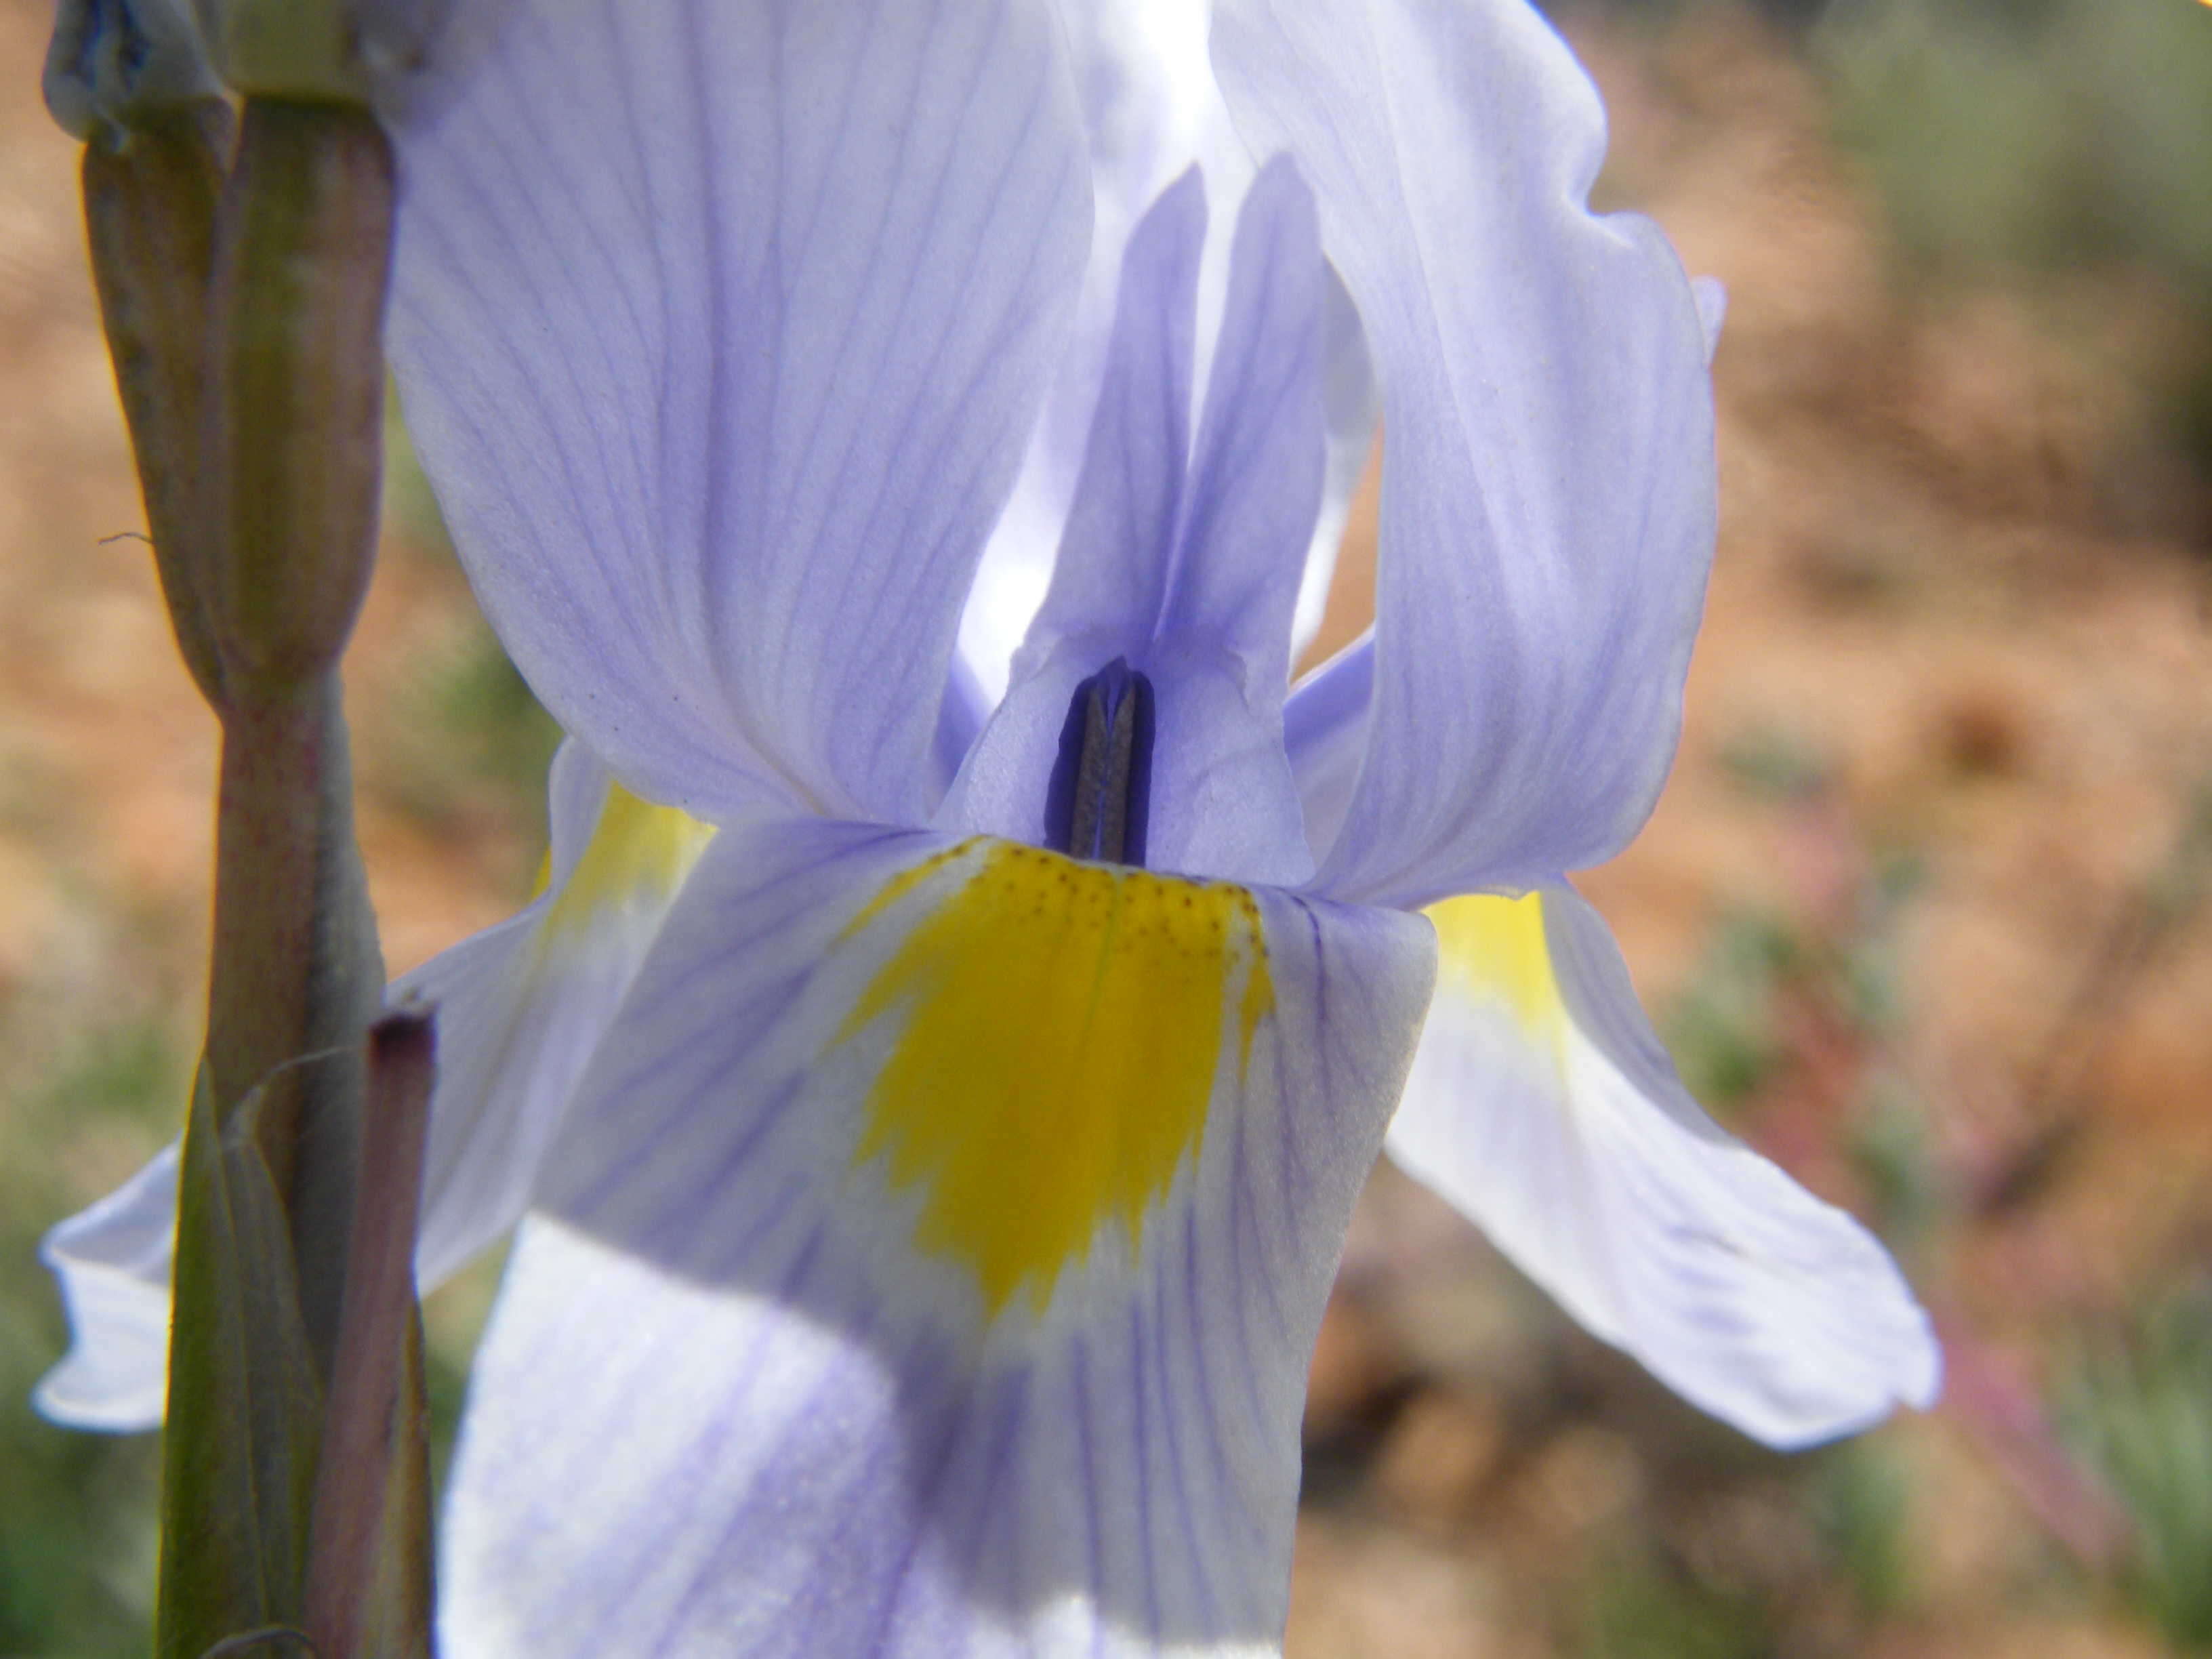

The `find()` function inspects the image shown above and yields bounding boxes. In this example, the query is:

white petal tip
[31,1147,179,1435]
[32,1359,165,1435]
[1683,1221,1945,1453]
[1900,1315,1946,1414]
[1692,274,1727,363]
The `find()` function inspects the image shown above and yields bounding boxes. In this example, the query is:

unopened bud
[82,100,234,705]
[44,0,220,142]
[206,98,394,691]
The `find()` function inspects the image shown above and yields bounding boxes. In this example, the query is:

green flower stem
[155,94,405,1656]
[203,674,384,1373]
[72,9,419,1637]
[193,89,395,1372]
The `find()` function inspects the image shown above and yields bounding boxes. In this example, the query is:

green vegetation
[0,1021,181,1656]
[2060,1282,2212,1647]
[1820,0,2212,290]
[1579,1546,1774,1659]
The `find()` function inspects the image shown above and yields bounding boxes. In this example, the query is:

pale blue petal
[1389,886,1940,1448]
[931,646,996,800]
[411,743,712,1286]
[945,161,1324,888]
[1296,266,1378,661]
[960,0,1245,708]
[960,0,1376,705]
[31,741,705,1427]
[33,1145,177,1433]
[1282,631,1370,863]
[443,817,1435,1656]
[1028,167,1206,653]
[1162,160,1332,671]
[389,0,1090,826]
[1214,0,1718,907]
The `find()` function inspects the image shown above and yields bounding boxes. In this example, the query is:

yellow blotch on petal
[840,839,1274,1317]
[1427,890,1565,1044]
[538,783,715,943]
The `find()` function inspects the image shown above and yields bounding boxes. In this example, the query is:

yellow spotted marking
[537,782,715,943]
[1426,890,1565,1042]
[839,838,1274,1316]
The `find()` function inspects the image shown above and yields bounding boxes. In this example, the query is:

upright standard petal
[960,0,1243,707]
[960,0,1378,712]
[443,817,1433,1657]
[1281,632,1370,866]
[1387,885,1940,1448]
[946,161,1325,888]
[30,741,711,1427]
[1214,0,1717,907]
[389,0,1090,825]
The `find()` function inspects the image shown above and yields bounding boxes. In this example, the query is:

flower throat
[1042,657,1155,867]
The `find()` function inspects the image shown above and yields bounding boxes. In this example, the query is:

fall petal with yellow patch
[448,818,1431,1658]
[1389,884,1940,1448]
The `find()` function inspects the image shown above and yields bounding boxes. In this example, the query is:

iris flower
[40,0,1939,1652]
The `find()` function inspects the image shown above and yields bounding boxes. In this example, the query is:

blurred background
[3,0,2210,1652]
